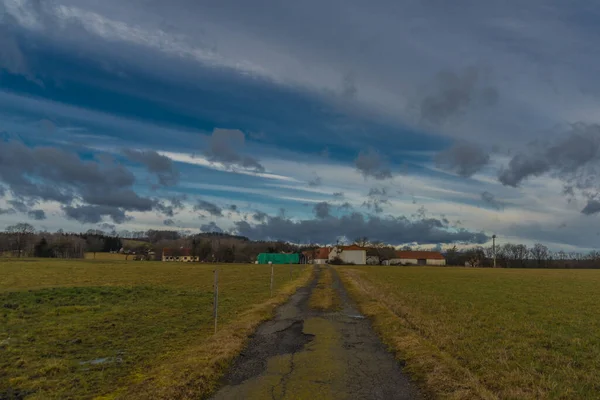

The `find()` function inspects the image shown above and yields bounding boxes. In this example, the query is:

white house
[329,245,367,265]
[389,251,446,266]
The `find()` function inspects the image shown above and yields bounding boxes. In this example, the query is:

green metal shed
[257,253,301,264]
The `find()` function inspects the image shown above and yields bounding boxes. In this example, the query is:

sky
[2,0,600,250]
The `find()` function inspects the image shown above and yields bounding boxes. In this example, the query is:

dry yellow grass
[339,266,600,399]
[309,266,340,312]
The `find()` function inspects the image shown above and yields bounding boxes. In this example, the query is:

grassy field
[84,252,132,261]
[340,266,600,400]
[0,258,311,399]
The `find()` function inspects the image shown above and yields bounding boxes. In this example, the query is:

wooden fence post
[213,269,219,334]
[270,262,274,297]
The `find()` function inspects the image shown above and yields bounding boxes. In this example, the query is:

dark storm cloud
[499,124,600,188]
[193,199,223,217]
[313,202,331,219]
[337,202,353,211]
[155,202,175,217]
[28,209,46,220]
[355,148,392,180]
[122,149,180,186]
[581,200,600,215]
[205,128,265,172]
[0,140,158,223]
[498,155,549,187]
[0,208,16,215]
[362,187,389,213]
[435,142,490,177]
[169,195,188,210]
[201,221,223,233]
[8,199,31,213]
[367,187,388,197]
[308,175,323,187]
[332,192,344,199]
[229,204,238,211]
[163,218,175,226]
[481,191,503,210]
[235,212,488,245]
[81,190,154,212]
[63,205,130,224]
[98,223,116,231]
[252,211,268,222]
[154,194,190,218]
[420,66,498,125]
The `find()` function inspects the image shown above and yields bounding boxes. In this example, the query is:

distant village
[3,224,600,268]
[163,244,446,266]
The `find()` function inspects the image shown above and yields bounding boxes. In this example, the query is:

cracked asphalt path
[210,266,420,400]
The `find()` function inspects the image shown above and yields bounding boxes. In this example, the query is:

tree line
[446,243,600,269]
[2,224,599,268]
[0,225,314,262]
[0,224,123,259]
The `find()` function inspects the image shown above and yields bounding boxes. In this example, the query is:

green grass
[0,259,310,399]
[84,252,132,261]
[340,266,600,399]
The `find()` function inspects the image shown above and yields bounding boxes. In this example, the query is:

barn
[329,245,367,265]
[303,248,331,264]
[389,251,446,266]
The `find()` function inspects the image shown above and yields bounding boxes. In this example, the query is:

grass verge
[109,265,314,400]
[309,266,340,312]
[1,259,312,399]
[339,266,600,399]
[339,268,497,400]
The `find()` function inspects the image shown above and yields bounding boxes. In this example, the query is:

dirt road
[210,266,420,400]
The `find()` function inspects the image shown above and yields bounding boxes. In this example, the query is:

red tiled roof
[395,251,445,260]
[315,247,331,259]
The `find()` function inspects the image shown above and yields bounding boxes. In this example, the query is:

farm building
[329,245,367,265]
[162,248,200,262]
[257,253,305,264]
[389,251,446,266]
[303,248,331,264]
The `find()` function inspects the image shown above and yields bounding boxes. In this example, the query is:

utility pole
[492,234,497,268]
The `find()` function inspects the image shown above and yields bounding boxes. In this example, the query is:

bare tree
[354,237,370,247]
[6,223,35,257]
[464,247,485,267]
[530,243,549,267]
[512,244,529,267]
[86,237,105,259]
